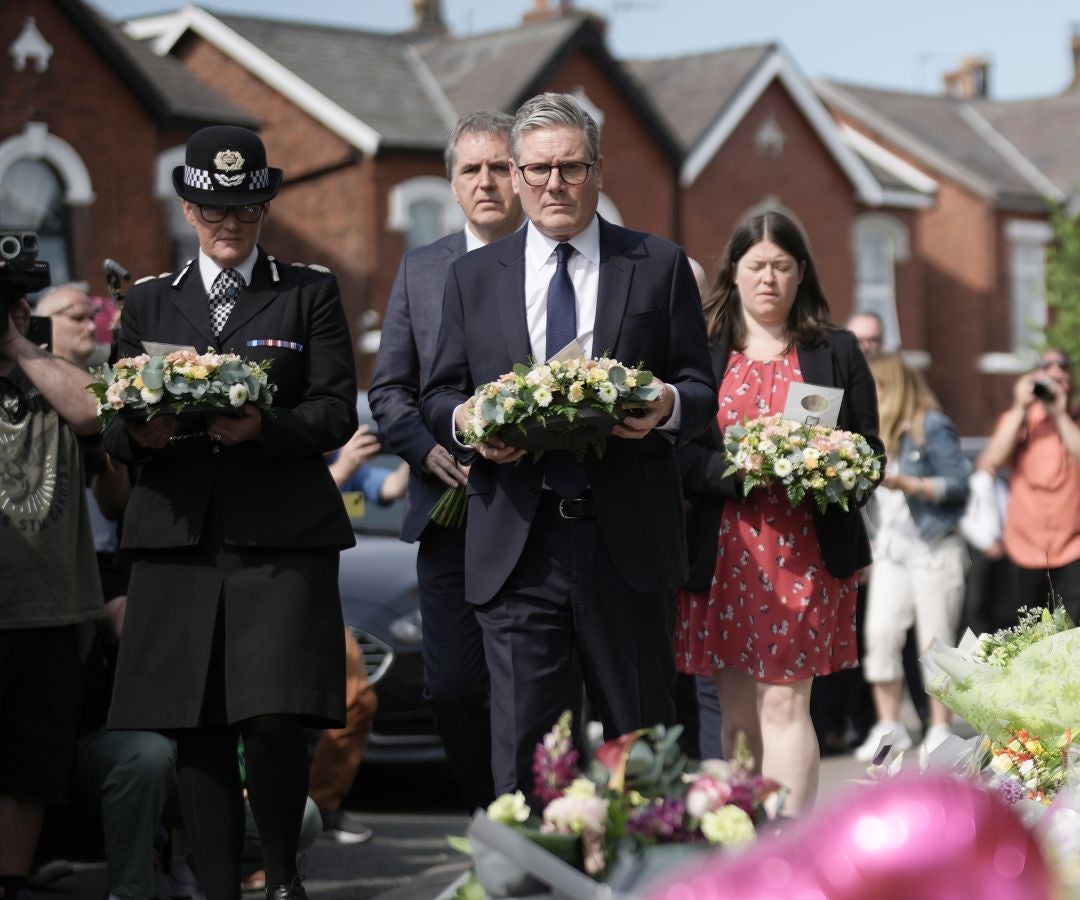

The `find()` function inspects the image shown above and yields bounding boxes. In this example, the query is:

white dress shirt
[195,246,258,293]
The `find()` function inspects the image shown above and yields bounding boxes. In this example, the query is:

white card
[546,338,586,364]
[782,381,844,428]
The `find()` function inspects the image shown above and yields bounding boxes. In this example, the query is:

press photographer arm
[0,283,99,436]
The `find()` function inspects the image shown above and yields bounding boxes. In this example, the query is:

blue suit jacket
[420,219,718,605]
[369,230,468,542]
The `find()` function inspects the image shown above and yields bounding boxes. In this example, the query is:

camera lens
[1033,380,1055,402]
[0,235,21,260]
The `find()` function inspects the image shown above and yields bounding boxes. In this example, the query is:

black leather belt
[537,490,595,520]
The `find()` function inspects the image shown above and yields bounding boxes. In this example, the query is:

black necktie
[544,243,588,498]
[546,243,576,359]
[208,268,243,338]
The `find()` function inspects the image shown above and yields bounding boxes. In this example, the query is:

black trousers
[1011,556,1080,623]
[476,505,677,796]
[417,522,494,812]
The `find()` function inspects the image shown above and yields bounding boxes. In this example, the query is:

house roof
[628,43,883,202]
[817,80,1058,209]
[213,13,456,150]
[417,15,584,115]
[977,91,1080,198]
[626,44,774,153]
[64,0,251,128]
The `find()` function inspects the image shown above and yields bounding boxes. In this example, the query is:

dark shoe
[320,808,374,845]
[265,876,307,900]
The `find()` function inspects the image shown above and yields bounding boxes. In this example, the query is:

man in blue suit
[368,111,523,811]
[421,93,717,796]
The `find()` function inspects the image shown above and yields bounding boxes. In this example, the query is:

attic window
[10,18,53,73]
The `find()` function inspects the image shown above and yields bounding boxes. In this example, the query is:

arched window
[853,214,909,351]
[155,145,199,268]
[0,158,71,285]
[0,122,95,287]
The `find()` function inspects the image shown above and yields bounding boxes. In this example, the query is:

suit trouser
[417,523,494,812]
[476,505,677,796]
[74,728,177,900]
[308,627,376,814]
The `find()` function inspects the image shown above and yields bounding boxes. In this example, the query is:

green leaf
[446,835,472,856]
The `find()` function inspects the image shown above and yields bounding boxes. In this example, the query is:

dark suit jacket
[369,230,467,543]
[420,218,718,604]
[103,248,358,551]
[678,325,883,587]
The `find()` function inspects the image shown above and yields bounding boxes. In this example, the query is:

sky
[93,0,1080,101]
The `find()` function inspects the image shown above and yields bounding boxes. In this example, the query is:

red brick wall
[681,79,859,319]
[544,50,678,240]
[1,0,174,294]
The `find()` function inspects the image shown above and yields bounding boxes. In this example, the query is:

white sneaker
[922,724,953,755]
[853,721,914,762]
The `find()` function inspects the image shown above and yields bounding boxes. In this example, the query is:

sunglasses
[1036,357,1072,371]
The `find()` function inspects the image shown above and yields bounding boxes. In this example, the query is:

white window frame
[853,213,910,351]
[0,122,94,205]
[387,176,463,246]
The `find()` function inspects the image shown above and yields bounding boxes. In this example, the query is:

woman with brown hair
[853,353,969,761]
[674,210,882,813]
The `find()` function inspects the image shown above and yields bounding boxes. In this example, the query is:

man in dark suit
[104,126,357,900]
[421,93,717,795]
[369,111,522,812]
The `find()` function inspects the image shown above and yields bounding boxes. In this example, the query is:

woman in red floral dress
[675,211,882,813]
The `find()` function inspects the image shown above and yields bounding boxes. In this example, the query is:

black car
[338,396,443,764]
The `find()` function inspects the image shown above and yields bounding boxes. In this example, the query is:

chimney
[523,0,574,25]
[410,0,447,34]
[1071,25,1080,89]
[943,56,990,99]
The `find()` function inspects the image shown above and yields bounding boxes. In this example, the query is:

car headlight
[388,608,423,644]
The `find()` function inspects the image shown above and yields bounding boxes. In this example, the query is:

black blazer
[103,248,358,552]
[421,219,718,604]
[678,325,883,587]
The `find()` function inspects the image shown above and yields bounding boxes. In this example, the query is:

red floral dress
[675,350,858,683]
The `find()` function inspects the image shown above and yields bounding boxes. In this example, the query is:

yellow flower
[567,381,585,403]
[487,791,530,825]
[701,805,755,847]
[188,365,209,380]
[803,457,819,471]
[133,374,145,389]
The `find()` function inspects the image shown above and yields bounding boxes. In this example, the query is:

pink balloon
[648,774,1051,900]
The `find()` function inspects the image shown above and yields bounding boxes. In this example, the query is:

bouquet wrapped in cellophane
[722,413,881,513]
[924,605,1080,803]
[89,348,275,429]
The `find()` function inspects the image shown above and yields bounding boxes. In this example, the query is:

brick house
[123,4,679,381]
[1,0,250,297]
[8,1,1077,433]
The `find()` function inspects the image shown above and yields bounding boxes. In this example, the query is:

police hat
[172,125,282,206]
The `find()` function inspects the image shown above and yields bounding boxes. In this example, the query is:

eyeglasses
[198,204,265,224]
[516,161,594,187]
[1036,357,1072,371]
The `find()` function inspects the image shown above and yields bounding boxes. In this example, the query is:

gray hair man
[420,92,717,795]
[368,110,523,812]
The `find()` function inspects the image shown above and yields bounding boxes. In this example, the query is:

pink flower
[685,774,733,818]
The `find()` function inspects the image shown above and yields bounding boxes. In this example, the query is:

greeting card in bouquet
[782,381,844,428]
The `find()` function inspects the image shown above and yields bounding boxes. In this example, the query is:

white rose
[773,458,793,478]
[839,469,857,490]
[596,382,617,403]
[228,383,249,407]
[140,386,164,405]
[533,386,553,407]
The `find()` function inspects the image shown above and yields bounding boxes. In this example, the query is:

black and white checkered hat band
[183,166,213,190]
[183,165,270,191]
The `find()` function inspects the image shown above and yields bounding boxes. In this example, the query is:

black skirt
[108,536,345,731]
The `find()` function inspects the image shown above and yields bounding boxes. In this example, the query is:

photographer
[0,263,104,900]
[979,348,1080,620]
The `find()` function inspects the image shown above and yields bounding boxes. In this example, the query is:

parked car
[337,395,443,764]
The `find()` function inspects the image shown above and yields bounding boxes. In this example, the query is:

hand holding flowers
[723,412,881,513]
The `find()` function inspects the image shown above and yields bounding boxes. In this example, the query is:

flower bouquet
[924,604,1080,804]
[722,412,881,513]
[453,712,784,898]
[431,355,663,527]
[88,348,275,429]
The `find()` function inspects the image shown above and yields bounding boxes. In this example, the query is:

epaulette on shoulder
[133,274,160,286]
[291,262,332,274]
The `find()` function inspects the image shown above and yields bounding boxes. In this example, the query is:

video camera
[0,231,51,335]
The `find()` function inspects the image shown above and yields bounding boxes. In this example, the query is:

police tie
[544,243,588,498]
[208,268,243,338]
